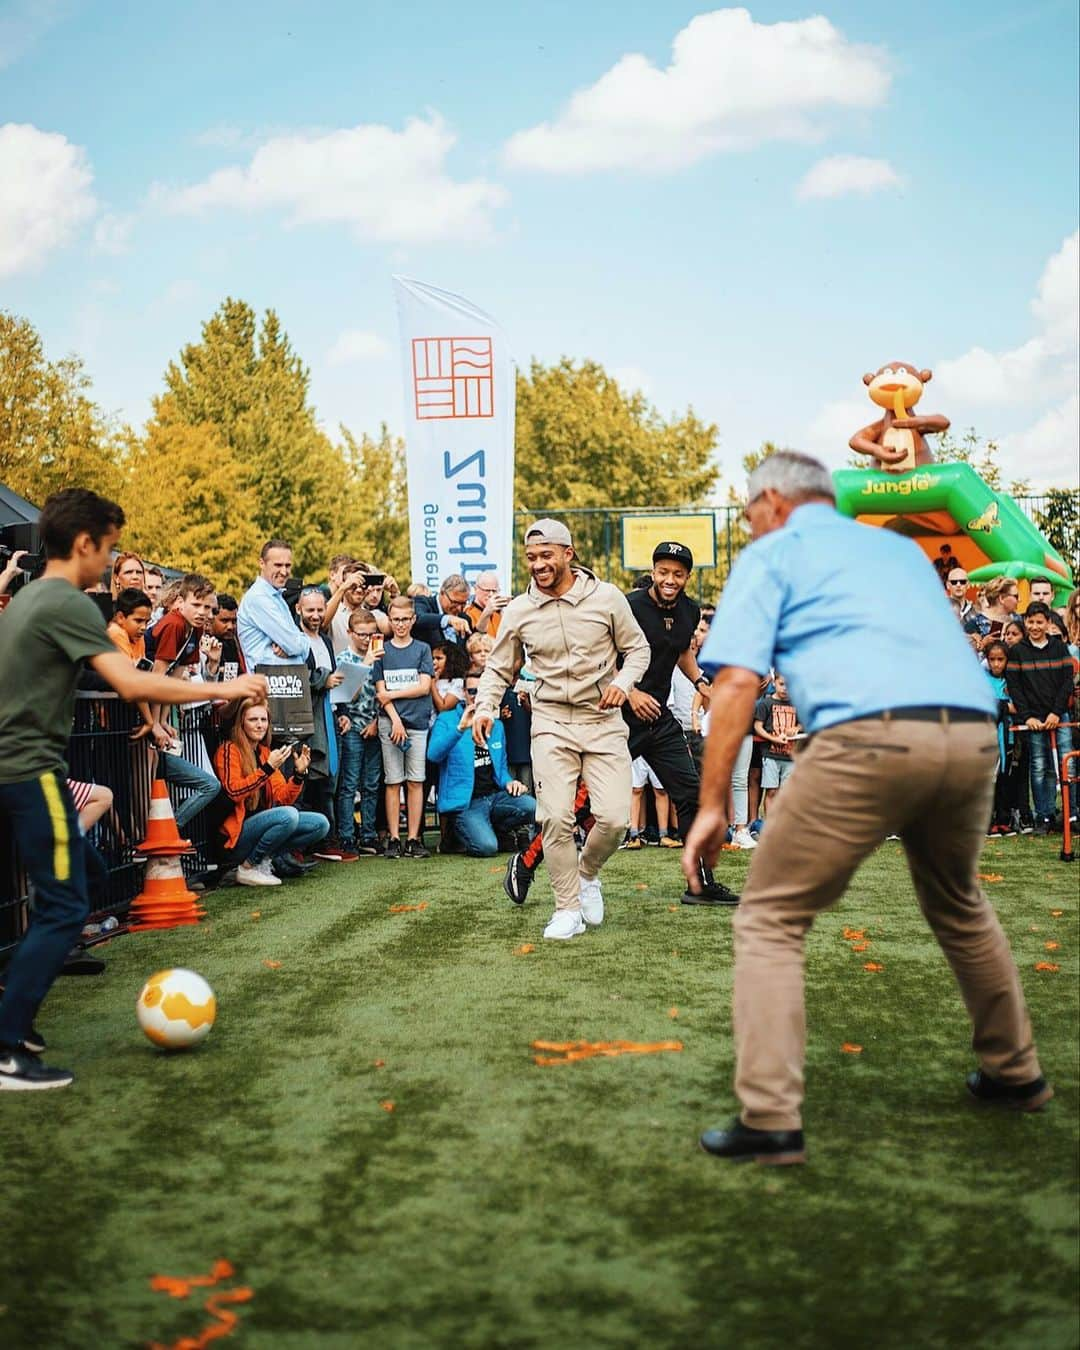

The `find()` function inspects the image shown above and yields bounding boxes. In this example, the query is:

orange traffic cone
[128,856,207,931]
[136,780,196,857]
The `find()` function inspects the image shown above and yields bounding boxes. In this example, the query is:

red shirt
[152,611,200,672]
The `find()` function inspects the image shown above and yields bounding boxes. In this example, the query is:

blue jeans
[160,751,221,829]
[335,729,382,846]
[1028,723,1073,819]
[236,806,329,865]
[0,773,87,1047]
[454,790,537,857]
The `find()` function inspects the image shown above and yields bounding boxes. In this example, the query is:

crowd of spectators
[3,528,1078,904]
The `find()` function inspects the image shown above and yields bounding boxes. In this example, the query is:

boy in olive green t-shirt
[0,489,264,1091]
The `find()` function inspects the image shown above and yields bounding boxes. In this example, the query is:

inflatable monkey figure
[850,362,950,473]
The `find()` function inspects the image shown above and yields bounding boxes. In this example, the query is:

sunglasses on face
[948,577,968,584]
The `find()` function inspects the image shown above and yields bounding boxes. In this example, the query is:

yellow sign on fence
[621,513,717,570]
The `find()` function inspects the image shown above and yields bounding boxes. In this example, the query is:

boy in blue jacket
[428,677,537,856]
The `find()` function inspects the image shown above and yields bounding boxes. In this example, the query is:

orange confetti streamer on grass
[720,843,741,851]
[1034,962,1060,973]
[1050,909,1064,917]
[373,1059,386,1068]
[841,1043,863,1054]
[668,1007,679,1019]
[531,1039,683,1066]
[513,943,535,955]
[636,883,649,891]
[389,902,428,913]
[1044,941,1060,951]
[850,941,870,952]
[843,927,865,940]
[863,962,885,972]
[262,959,281,970]
[147,1261,253,1350]
[977,873,1005,882]
[668,905,679,912]
[380,1100,396,1112]
[249,911,260,920]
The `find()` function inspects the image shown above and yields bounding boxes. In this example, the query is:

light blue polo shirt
[699,503,996,735]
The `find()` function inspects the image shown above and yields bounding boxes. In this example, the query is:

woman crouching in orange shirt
[213,697,329,887]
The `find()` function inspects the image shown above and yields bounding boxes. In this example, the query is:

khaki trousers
[733,716,1042,1130]
[531,716,632,909]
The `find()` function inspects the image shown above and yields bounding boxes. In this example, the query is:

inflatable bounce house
[833,361,1074,602]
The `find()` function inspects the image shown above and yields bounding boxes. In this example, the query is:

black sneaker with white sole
[0,1044,73,1091]
[384,838,402,860]
[503,852,533,905]
[403,837,431,859]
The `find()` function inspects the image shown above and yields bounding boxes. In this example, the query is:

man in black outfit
[624,542,738,906]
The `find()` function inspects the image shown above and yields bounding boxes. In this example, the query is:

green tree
[514,358,720,585]
[337,423,410,583]
[1032,488,1080,580]
[0,311,123,503]
[119,411,264,591]
[153,299,355,580]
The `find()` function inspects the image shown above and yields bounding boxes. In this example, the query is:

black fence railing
[1,695,219,962]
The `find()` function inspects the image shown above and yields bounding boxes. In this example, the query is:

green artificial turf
[1,836,1077,1349]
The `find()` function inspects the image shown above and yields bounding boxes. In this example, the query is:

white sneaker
[543,909,586,940]
[732,827,758,850]
[578,875,604,926]
[236,860,282,887]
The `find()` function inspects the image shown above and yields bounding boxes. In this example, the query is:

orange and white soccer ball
[136,968,216,1049]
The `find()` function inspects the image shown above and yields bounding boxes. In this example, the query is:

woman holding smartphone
[213,697,330,886]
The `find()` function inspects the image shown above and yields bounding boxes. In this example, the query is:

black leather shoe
[59,948,106,976]
[700,1117,806,1165]
[272,855,317,879]
[966,1069,1053,1111]
[682,881,740,906]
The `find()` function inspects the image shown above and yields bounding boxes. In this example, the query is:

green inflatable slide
[833,463,1074,602]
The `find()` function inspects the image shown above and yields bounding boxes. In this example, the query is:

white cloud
[934,231,1078,408]
[802,231,1079,487]
[0,123,96,277]
[795,154,902,201]
[155,114,508,243]
[504,9,889,174]
[92,211,133,255]
[327,330,391,365]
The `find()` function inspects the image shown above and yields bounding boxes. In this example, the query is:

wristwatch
[693,674,710,690]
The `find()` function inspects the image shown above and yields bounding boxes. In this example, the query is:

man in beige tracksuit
[474,519,650,940]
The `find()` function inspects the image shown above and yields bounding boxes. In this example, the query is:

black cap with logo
[652,541,693,570]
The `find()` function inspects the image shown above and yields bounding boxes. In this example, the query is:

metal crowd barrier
[1,694,219,963]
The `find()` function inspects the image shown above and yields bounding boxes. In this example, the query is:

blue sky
[2,0,1077,490]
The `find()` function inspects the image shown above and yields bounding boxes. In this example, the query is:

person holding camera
[325,560,389,653]
[0,548,34,602]
[466,572,510,639]
[212,696,330,886]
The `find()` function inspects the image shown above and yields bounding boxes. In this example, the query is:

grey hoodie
[475,566,650,730]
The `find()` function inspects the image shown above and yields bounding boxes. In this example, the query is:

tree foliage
[0,311,122,502]
[514,358,720,583]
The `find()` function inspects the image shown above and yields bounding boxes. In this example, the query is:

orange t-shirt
[108,621,145,664]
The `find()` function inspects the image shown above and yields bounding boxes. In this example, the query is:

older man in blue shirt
[238,539,312,668]
[684,451,1049,1165]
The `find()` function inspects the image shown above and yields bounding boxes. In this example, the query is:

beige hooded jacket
[475,566,650,730]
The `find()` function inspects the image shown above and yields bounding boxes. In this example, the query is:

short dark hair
[983,639,1008,661]
[1025,601,1053,619]
[1030,575,1054,588]
[114,587,152,616]
[145,565,165,582]
[216,593,238,612]
[260,539,292,560]
[440,573,469,595]
[39,488,125,560]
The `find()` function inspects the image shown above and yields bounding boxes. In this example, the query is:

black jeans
[627,708,701,835]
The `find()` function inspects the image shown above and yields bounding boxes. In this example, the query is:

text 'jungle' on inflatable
[834,462,1074,603]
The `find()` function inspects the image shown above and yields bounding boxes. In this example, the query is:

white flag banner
[392,276,516,595]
